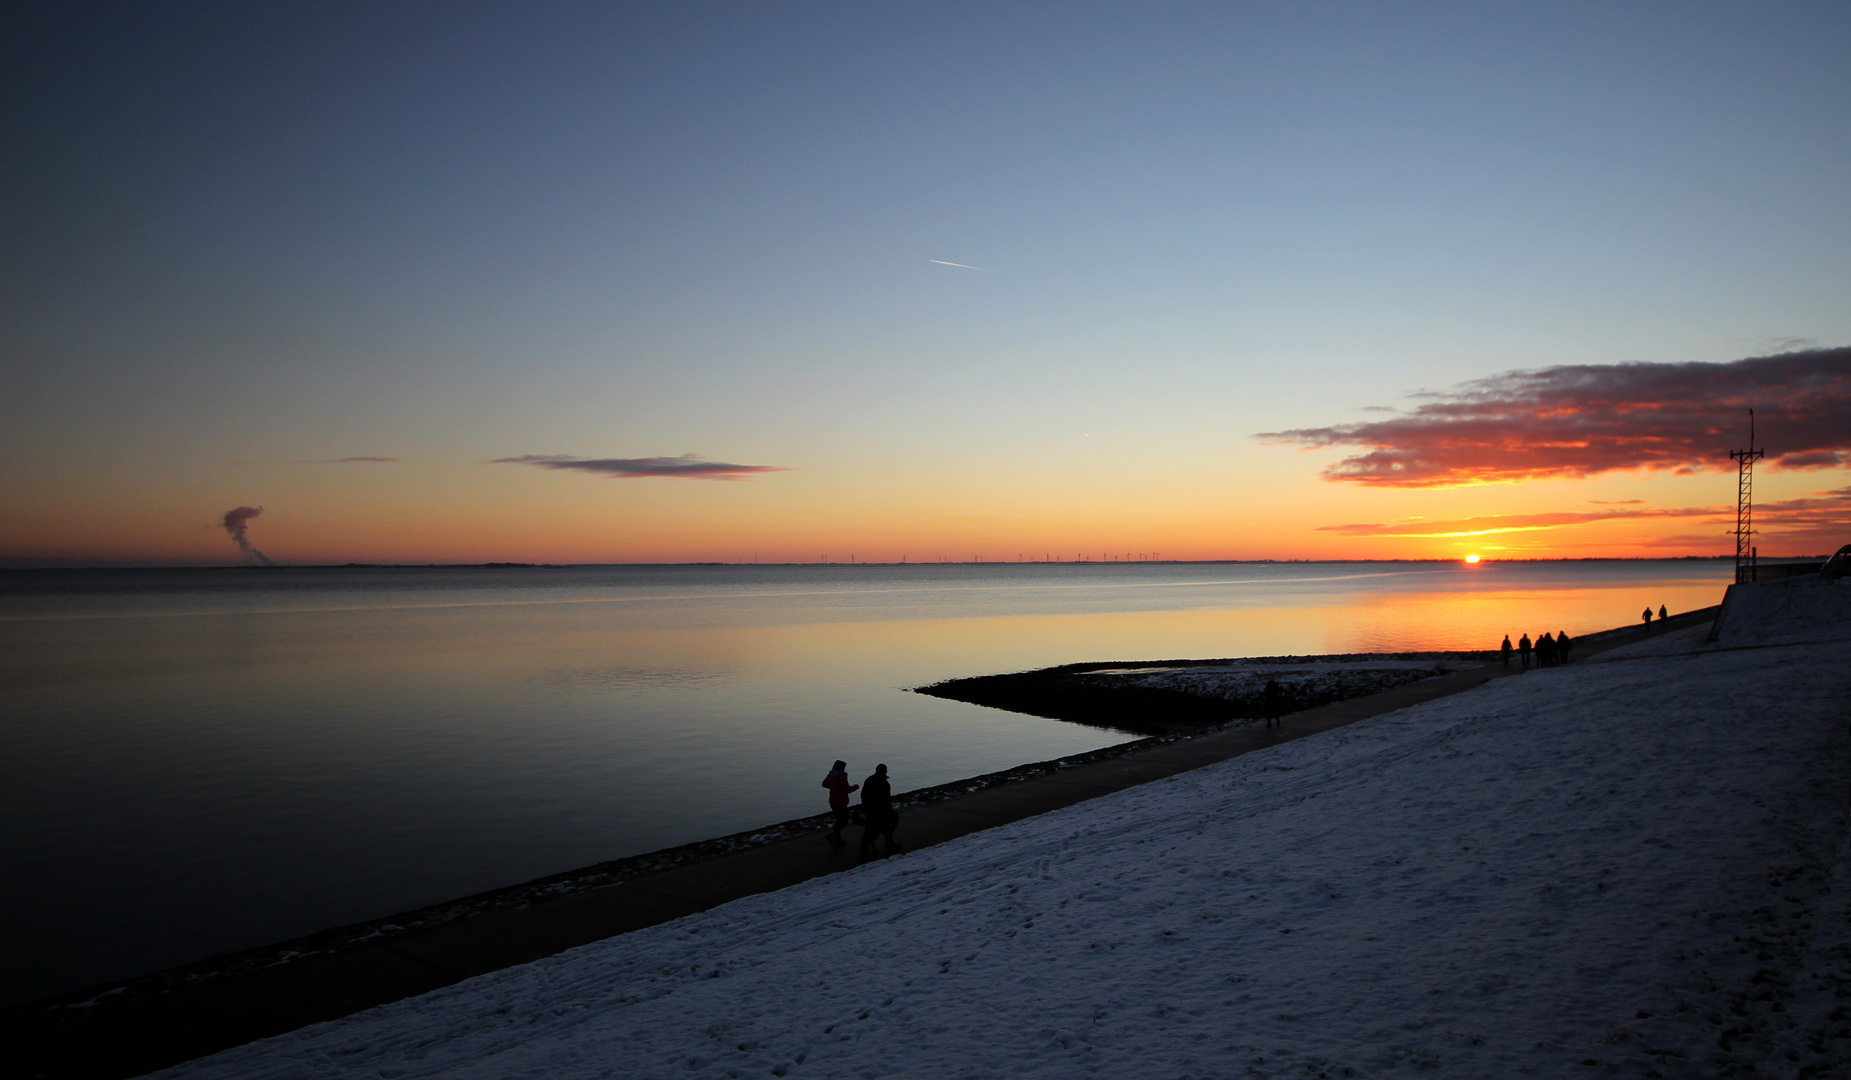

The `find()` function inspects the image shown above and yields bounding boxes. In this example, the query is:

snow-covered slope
[1710,578,1851,648]
[154,625,1851,1079]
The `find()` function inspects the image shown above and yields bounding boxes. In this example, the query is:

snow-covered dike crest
[155,605,1851,1079]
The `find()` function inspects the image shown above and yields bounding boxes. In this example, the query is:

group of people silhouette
[821,760,900,857]
[828,606,1686,854]
[1501,630,1572,669]
[1500,604,1673,667]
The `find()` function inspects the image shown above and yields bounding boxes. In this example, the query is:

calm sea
[0,560,1731,1005]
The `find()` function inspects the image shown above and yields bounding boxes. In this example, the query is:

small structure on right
[1730,409,1765,584]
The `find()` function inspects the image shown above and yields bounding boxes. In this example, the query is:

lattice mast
[1730,408,1764,583]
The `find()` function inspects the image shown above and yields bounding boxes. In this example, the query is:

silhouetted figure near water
[1557,631,1572,664]
[1518,633,1532,668]
[1500,635,1512,667]
[858,764,899,857]
[1538,632,1556,667]
[1659,604,1668,622]
[821,760,859,848]
[1262,678,1283,728]
[1642,607,1653,633]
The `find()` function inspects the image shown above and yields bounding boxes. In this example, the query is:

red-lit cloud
[495,454,788,480]
[1259,348,1851,487]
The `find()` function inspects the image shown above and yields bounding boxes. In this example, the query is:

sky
[3,1,1848,566]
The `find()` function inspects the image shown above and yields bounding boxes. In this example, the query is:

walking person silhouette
[1501,635,1512,667]
[820,760,859,848]
[858,764,900,857]
[1518,632,1532,669]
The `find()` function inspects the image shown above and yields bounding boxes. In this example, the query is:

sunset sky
[4,2,1848,566]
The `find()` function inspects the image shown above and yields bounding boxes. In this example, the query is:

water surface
[0,560,1731,1005]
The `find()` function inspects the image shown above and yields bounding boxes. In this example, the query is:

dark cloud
[1258,348,1851,487]
[220,506,273,565]
[1772,450,1850,470]
[494,453,787,480]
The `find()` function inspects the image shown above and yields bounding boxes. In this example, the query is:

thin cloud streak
[928,259,987,270]
[1258,348,1851,487]
[1319,505,1722,538]
[295,456,400,463]
[1320,487,1851,540]
[494,454,788,480]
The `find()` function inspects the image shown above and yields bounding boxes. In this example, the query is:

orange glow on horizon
[2,445,1843,567]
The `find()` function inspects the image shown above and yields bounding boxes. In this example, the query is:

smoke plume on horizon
[220,506,273,565]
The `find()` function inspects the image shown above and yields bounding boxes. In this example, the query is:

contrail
[220,506,274,565]
[928,259,987,270]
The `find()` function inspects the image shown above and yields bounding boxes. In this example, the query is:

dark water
[0,560,1730,1005]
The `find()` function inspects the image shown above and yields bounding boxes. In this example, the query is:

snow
[151,602,1851,1079]
[1709,578,1851,648]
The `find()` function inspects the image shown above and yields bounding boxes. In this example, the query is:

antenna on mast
[1729,409,1765,583]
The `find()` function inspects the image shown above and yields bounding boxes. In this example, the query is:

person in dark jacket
[1537,631,1556,667]
[1556,630,1572,664]
[1262,678,1283,728]
[820,760,859,848]
[1658,604,1668,622]
[1500,635,1512,667]
[1642,606,1653,633]
[1518,633,1532,668]
[858,764,899,856]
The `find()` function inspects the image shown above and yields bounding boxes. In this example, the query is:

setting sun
[1465,555,1482,563]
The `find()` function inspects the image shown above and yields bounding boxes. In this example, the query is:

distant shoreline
[0,554,1795,572]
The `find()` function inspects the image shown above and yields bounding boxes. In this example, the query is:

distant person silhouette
[1556,631,1572,664]
[858,764,899,857]
[1538,631,1556,667]
[820,760,859,848]
[1262,678,1283,728]
[1659,604,1668,622]
[1518,633,1532,668]
[1642,607,1653,633]
[1500,635,1512,667]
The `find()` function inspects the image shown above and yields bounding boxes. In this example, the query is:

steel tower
[1730,409,1764,583]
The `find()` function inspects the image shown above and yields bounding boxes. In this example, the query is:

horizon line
[0,553,1806,573]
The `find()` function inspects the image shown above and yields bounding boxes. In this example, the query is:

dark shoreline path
[7,607,1719,1080]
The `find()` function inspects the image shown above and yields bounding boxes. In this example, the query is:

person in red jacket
[821,760,859,848]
